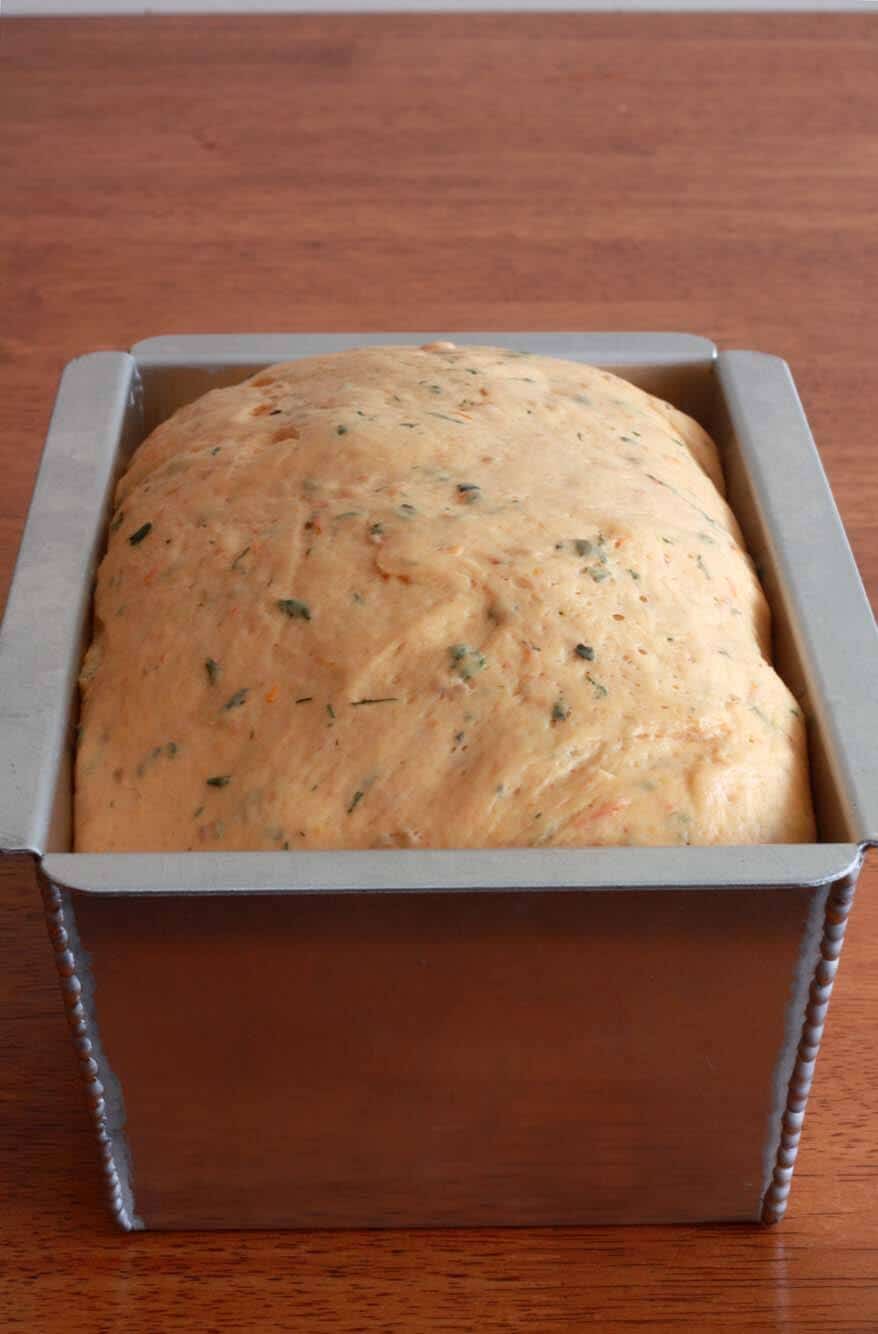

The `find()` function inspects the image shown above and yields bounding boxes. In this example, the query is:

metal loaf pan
[1,333,875,1232]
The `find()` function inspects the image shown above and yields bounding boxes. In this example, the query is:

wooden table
[1,12,876,1331]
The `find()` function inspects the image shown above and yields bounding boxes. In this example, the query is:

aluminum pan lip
[44,844,865,897]
[130,330,718,369]
[716,350,878,851]
[0,351,137,856]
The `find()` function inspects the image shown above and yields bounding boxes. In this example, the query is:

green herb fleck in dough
[370,522,384,537]
[449,644,487,680]
[193,805,204,819]
[166,741,179,758]
[646,472,721,530]
[295,696,313,704]
[398,503,417,517]
[110,510,125,533]
[696,554,710,578]
[231,546,250,570]
[551,700,570,723]
[426,411,467,425]
[326,703,336,720]
[574,539,593,557]
[347,789,364,814]
[336,425,348,435]
[465,368,479,375]
[575,643,595,661]
[586,673,608,699]
[335,511,361,521]
[277,598,311,620]
[627,568,640,581]
[205,657,220,685]
[129,522,153,546]
[206,775,231,788]
[210,447,222,456]
[589,567,611,583]
[457,483,481,499]
[352,591,365,604]
[399,422,418,429]
[224,688,249,710]
[352,697,399,706]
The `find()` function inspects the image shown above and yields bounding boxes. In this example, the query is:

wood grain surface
[1,12,876,1332]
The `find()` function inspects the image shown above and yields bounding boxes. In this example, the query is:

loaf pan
[1,333,875,1231]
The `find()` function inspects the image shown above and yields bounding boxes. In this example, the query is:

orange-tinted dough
[75,344,815,850]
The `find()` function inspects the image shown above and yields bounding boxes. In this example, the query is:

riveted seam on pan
[761,876,858,1224]
[39,873,142,1231]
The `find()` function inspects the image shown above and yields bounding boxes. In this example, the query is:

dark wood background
[1,13,876,1331]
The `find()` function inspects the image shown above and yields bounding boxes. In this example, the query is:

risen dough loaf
[76,343,815,851]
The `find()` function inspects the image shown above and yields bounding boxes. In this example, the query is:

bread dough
[75,344,815,850]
